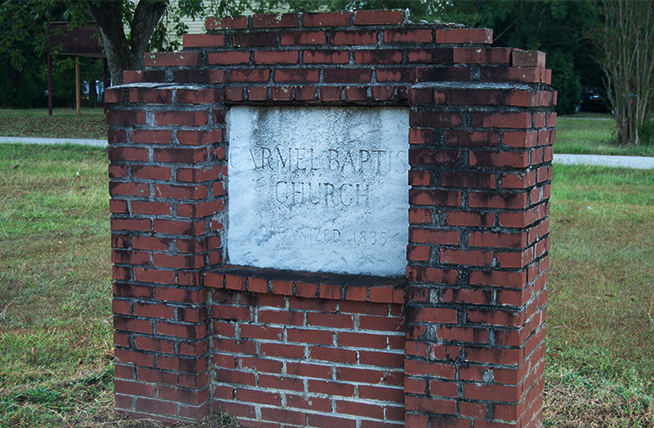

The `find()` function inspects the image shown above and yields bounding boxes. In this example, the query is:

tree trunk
[596,0,654,145]
[83,0,167,86]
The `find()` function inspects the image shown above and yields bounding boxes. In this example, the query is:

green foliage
[638,119,654,147]
[0,55,47,109]
[435,0,602,112]
[548,50,582,115]
[0,1,108,108]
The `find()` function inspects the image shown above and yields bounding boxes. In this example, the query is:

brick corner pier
[106,9,554,428]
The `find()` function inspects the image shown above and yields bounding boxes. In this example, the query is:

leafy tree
[589,0,654,145]
[0,0,254,88]
[0,0,63,107]
[433,0,601,115]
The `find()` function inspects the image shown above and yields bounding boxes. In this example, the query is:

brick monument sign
[107,10,553,428]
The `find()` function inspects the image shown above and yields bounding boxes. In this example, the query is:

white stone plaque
[227,106,409,276]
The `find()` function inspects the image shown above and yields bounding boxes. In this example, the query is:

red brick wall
[107,10,554,427]
[206,268,406,427]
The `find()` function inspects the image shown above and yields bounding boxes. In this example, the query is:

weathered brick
[255,50,299,65]
[303,11,351,27]
[385,28,432,44]
[183,33,225,47]
[332,30,377,45]
[205,16,248,30]
[435,28,493,44]
[253,13,297,28]
[303,50,349,64]
[281,30,326,45]
[144,52,198,67]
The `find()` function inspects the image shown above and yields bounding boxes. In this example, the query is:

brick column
[404,82,553,427]
[106,84,225,421]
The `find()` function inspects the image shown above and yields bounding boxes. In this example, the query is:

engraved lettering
[307,182,321,205]
[310,148,320,171]
[328,149,340,171]
[340,184,353,206]
[359,149,370,172]
[324,182,337,206]
[372,150,386,174]
[342,150,356,173]
[275,181,288,203]
[395,150,409,174]
[291,181,303,204]
[249,148,260,169]
[356,184,369,207]
[295,148,306,171]
[229,147,241,169]
[261,147,272,170]
[276,147,289,170]
[228,106,409,277]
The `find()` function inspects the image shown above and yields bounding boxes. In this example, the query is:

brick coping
[203,265,406,304]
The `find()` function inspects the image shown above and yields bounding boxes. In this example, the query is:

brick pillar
[404,83,553,427]
[106,84,225,421]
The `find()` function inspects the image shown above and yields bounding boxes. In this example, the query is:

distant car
[578,91,611,113]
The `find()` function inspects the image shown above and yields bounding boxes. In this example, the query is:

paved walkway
[0,136,107,147]
[1,136,654,169]
[553,154,654,169]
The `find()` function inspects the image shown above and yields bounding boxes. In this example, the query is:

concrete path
[553,154,654,169]
[1,136,654,169]
[0,136,107,147]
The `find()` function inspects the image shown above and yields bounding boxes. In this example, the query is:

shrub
[638,119,654,146]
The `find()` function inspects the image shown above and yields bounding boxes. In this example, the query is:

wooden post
[47,53,53,116]
[75,56,81,115]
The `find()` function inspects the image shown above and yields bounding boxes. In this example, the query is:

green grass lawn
[544,164,654,426]
[0,108,107,140]
[0,144,239,427]
[1,110,654,427]
[1,143,652,426]
[555,114,654,157]
[0,144,115,426]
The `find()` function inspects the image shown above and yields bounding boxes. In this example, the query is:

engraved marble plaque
[227,106,409,276]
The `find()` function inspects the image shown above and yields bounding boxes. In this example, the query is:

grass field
[0,144,240,427]
[0,108,107,140]
[545,165,654,426]
[1,109,653,426]
[555,114,654,157]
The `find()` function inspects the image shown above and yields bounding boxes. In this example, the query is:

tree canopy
[1,0,651,143]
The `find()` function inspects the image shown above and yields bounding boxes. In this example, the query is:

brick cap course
[412,81,538,91]
[107,82,213,92]
[204,265,405,304]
